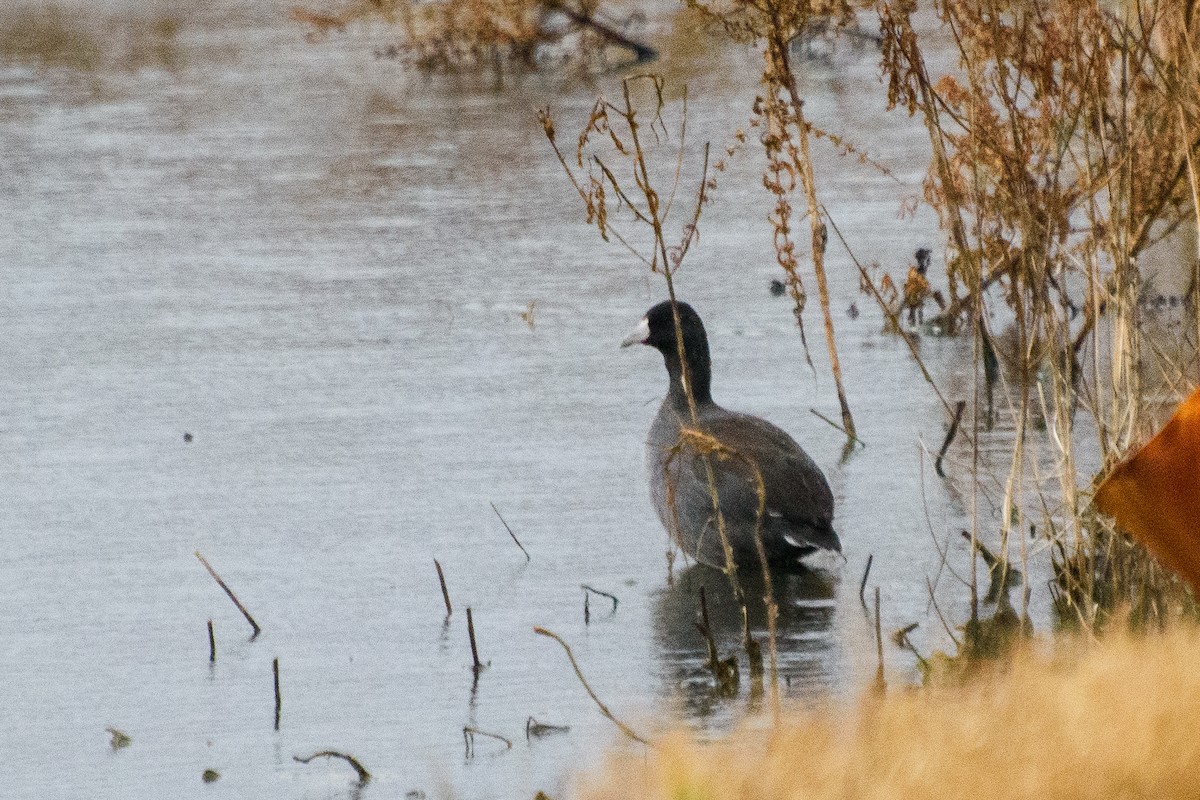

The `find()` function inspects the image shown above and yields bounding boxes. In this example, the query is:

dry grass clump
[581,626,1200,800]
[291,0,654,73]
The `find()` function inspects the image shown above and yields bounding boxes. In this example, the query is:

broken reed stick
[489,502,531,561]
[743,606,764,685]
[463,726,513,758]
[859,554,873,609]
[434,558,453,617]
[892,622,929,670]
[207,619,216,664]
[294,751,371,785]
[194,551,261,638]
[584,593,590,625]
[466,607,483,672]
[533,627,649,745]
[273,657,281,731]
[697,586,719,669]
[580,584,619,613]
[540,0,658,63]
[935,400,967,477]
[810,407,867,448]
[960,530,1002,568]
[525,716,570,739]
[873,586,886,692]
[696,588,739,697]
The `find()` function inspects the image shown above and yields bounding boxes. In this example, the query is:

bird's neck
[663,346,712,410]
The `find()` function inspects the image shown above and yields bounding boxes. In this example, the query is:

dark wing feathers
[698,411,834,527]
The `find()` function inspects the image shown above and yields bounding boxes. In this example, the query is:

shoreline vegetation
[300,0,1200,794]
[580,624,1200,800]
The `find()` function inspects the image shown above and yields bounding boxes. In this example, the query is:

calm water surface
[1,2,1064,798]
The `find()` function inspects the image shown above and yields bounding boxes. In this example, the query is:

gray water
[1,3,1052,798]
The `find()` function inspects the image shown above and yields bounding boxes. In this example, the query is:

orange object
[1094,385,1200,591]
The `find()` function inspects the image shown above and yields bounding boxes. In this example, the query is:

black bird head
[622,300,713,404]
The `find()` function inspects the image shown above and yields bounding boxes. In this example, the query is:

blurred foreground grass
[581,624,1200,799]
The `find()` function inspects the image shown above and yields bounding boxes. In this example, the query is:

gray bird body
[627,301,839,571]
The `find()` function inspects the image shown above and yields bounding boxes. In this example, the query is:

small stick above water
[434,559,453,617]
[697,586,719,669]
[859,554,874,609]
[873,586,886,693]
[526,716,571,740]
[533,627,649,745]
[207,619,216,664]
[466,607,484,673]
[810,407,867,448]
[935,400,967,477]
[490,502,530,561]
[463,726,513,758]
[273,657,281,731]
[294,751,371,785]
[580,584,619,613]
[194,551,261,638]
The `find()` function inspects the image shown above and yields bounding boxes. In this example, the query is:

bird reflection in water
[652,563,839,722]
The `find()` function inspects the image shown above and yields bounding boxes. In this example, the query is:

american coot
[622,301,840,571]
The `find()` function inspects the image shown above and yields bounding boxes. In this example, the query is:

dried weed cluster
[291,0,654,72]
[878,0,1200,632]
[536,1,1200,659]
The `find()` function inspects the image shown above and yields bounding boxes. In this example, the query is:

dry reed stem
[934,400,967,478]
[490,502,531,561]
[581,584,619,613]
[294,751,371,785]
[463,726,513,757]
[194,551,261,638]
[858,553,872,609]
[434,558,453,617]
[273,657,281,731]
[533,627,649,745]
[466,607,484,672]
[764,24,856,441]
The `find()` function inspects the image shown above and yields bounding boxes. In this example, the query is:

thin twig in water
[194,551,261,638]
[810,407,867,448]
[698,586,718,669]
[207,619,216,664]
[294,751,371,785]
[490,502,530,561]
[533,627,649,745]
[463,726,513,758]
[926,576,962,647]
[580,584,619,613]
[823,209,961,422]
[859,554,873,609]
[526,717,570,740]
[540,0,658,63]
[466,607,484,673]
[696,587,738,697]
[935,400,967,477]
[273,657,281,731]
[892,622,929,670]
[434,558,453,617]
[873,586,886,692]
